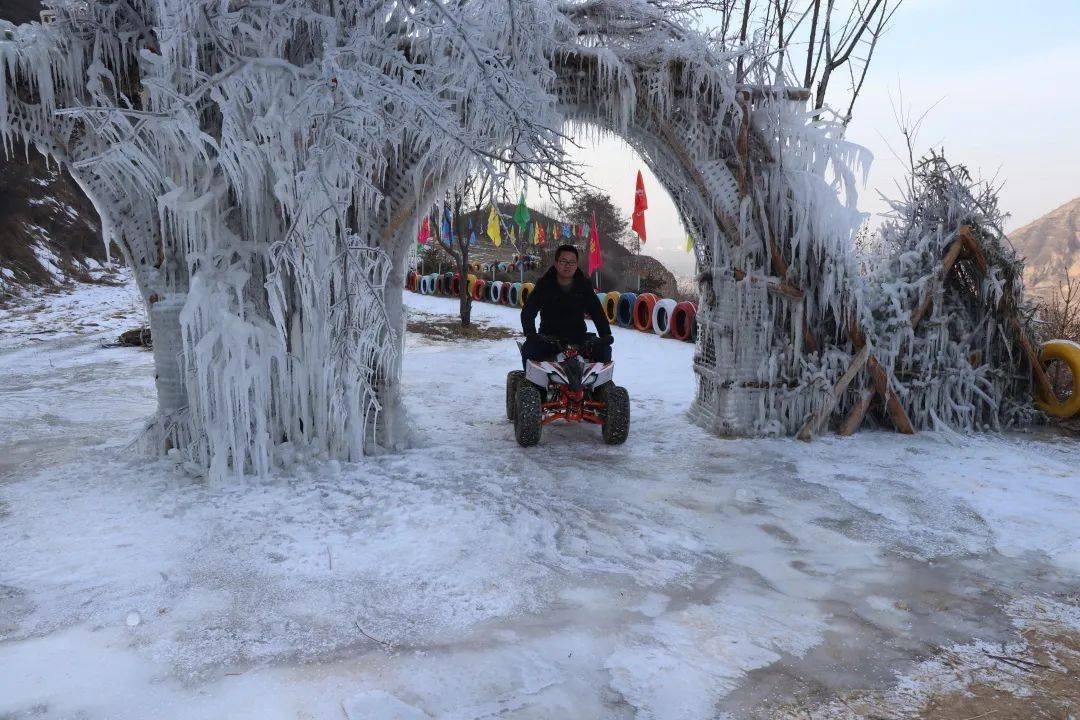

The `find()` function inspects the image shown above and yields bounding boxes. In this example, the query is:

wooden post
[797,343,871,441]
[910,235,966,329]
[867,356,915,434]
[838,390,875,436]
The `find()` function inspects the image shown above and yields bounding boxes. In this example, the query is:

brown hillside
[0,147,109,299]
[1009,197,1080,298]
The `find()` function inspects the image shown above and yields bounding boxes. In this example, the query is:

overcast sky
[547,0,1080,278]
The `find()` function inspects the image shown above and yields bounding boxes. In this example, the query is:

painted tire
[651,298,677,337]
[451,274,461,296]
[603,292,620,324]
[472,279,487,301]
[596,292,606,310]
[443,272,454,295]
[435,275,444,294]
[499,281,512,304]
[633,293,658,332]
[489,281,502,303]
[508,282,521,307]
[616,292,637,328]
[405,271,416,290]
[419,276,429,294]
[670,301,696,341]
[1036,339,1080,418]
[520,282,534,307]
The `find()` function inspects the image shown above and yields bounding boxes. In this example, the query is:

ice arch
[1,0,868,478]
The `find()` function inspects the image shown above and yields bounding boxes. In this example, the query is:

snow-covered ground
[1,279,1078,719]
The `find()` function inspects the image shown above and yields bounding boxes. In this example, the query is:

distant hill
[1,0,43,25]
[1010,197,1080,298]
[0,149,112,300]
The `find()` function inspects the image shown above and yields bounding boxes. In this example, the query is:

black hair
[554,244,579,260]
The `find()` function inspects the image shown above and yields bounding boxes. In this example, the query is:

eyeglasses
[556,259,578,266]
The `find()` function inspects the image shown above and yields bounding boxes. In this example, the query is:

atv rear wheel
[514,383,543,447]
[506,370,525,421]
[599,384,630,445]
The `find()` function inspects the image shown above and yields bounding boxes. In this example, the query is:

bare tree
[434,174,493,327]
[695,0,902,125]
[1037,271,1080,400]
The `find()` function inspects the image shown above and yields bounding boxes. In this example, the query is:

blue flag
[468,218,477,245]
[441,206,453,242]
[562,224,571,238]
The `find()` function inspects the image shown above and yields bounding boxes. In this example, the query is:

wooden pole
[797,343,871,441]
[838,389,875,436]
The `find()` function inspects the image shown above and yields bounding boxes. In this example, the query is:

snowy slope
[1,281,1078,719]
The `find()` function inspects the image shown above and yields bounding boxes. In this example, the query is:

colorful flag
[417,216,431,245]
[685,234,694,252]
[632,170,648,243]
[562,223,571,239]
[441,205,453,243]
[587,211,603,277]
[513,193,530,232]
[487,205,501,247]
[537,223,546,247]
[468,217,477,246]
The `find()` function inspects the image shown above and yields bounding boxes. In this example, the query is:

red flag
[631,169,648,243]
[417,216,431,245]
[536,223,546,247]
[587,210,603,277]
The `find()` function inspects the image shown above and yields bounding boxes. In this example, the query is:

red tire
[633,293,658,332]
[670,301,696,341]
[472,279,487,301]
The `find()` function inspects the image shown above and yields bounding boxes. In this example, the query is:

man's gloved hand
[601,334,614,345]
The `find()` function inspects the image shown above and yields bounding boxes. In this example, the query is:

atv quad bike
[506,334,629,447]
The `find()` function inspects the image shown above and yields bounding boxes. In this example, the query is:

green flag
[513,193,530,232]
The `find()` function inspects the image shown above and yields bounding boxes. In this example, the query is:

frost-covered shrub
[861,152,1040,431]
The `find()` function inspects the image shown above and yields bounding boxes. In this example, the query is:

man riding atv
[520,244,613,365]
[507,244,629,446]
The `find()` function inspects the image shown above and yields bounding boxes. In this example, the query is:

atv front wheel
[506,370,525,421]
[600,384,630,445]
[515,383,543,447]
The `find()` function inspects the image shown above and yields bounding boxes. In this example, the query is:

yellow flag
[685,234,694,252]
[487,205,501,247]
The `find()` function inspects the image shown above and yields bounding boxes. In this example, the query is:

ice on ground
[0,282,1078,719]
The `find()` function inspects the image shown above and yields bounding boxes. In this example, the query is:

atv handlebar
[536,334,614,350]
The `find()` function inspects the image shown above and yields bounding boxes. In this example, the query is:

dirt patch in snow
[406,317,517,342]
[919,627,1080,720]
[772,599,1080,720]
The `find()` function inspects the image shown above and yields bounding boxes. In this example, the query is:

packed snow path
[1,280,1078,719]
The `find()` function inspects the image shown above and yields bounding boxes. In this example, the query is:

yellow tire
[519,282,535,307]
[467,278,478,297]
[603,291,620,324]
[1036,339,1080,418]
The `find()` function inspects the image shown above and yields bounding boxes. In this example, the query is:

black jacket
[521,266,612,341]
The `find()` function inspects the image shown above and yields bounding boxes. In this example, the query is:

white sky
[541,0,1080,279]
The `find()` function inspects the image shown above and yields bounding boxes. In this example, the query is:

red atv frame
[506,335,629,446]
